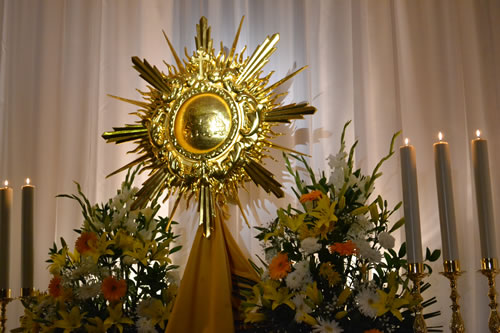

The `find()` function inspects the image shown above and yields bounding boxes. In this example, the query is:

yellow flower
[104,302,134,333]
[262,280,295,310]
[141,298,171,329]
[85,317,112,333]
[123,239,152,266]
[150,240,173,266]
[304,282,322,305]
[278,209,306,232]
[245,311,266,323]
[309,195,338,239]
[371,286,409,321]
[48,247,68,275]
[114,229,135,251]
[53,306,86,333]
[319,262,341,286]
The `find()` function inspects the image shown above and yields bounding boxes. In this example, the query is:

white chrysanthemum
[347,214,373,239]
[285,270,303,290]
[292,294,313,323]
[353,239,382,263]
[378,231,395,249]
[136,317,156,333]
[301,237,322,254]
[76,282,101,300]
[312,318,344,333]
[286,260,312,290]
[355,287,379,318]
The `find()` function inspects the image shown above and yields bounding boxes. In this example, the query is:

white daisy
[378,231,395,249]
[312,317,343,333]
[356,286,379,318]
[301,237,322,254]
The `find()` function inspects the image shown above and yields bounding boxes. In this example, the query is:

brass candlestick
[0,289,11,333]
[408,262,428,333]
[440,260,465,333]
[480,258,500,333]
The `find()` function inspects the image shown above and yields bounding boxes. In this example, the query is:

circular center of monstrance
[174,93,232,154]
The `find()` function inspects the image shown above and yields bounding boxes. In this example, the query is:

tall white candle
[400,138,424,263]
[22,178,34,289]
[471,130,497,259]
[0,181,12,290]
[433,132,459,261]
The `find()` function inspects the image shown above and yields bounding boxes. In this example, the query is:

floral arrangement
[16,168,181,333]
[241,122,441,333]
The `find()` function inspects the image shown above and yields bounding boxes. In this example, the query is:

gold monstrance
[103,17,315,332]
[103,17,315,237]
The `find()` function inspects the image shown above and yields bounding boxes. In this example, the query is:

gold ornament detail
[103,17,316,237]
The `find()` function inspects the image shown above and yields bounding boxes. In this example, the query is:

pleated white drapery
[1,0,499,331]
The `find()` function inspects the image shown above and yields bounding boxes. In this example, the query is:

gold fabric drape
[166,213,258,333]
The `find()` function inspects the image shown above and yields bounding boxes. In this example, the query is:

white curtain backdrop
[1,0,499,331]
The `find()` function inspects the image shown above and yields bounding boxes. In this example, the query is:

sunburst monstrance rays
[102,16,316,237]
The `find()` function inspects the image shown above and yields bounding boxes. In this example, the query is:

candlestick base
[408,262,428,333]
[480,258,500,333]
[0,289,11,333]
[440,260,465,333]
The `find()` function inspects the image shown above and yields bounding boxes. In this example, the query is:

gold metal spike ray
[102,17,316,238]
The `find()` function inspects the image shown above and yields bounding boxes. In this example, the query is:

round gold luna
[174,93,232,154]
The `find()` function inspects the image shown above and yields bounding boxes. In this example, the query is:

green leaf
[389,217,405,233]
[399,242,407,258]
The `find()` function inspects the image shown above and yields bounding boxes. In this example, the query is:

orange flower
[364,329,383,333]
[329,240,358,256]
[299,190,323,203]
[48,275,63,298]
[101,276,127,302]
[75,232,98,254]
[269,253,292,280]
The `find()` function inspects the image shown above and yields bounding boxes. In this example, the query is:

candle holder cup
[0,289,11,333]
[480,257,500,333]
[440,260,465,333]
[408,262,428,333]
[20,287,36,298]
